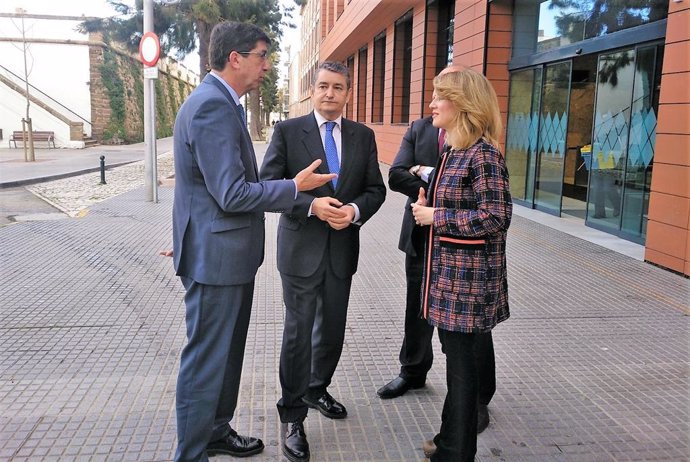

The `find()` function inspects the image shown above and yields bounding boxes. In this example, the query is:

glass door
[505,67,542,205]
[620,44,662,239]
[587,49,635,230]
[587,44,663,240]
[534,61,572,214]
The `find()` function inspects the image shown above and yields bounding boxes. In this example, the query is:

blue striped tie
[324,121,339,188]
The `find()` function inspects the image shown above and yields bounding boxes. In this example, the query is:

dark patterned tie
[438,128,446,154]
[324,121,339,188]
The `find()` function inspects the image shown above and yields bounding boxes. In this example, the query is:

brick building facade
[290,0,689,276]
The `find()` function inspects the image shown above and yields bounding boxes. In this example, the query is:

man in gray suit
[260,61,386,462]
[171,22,334,462]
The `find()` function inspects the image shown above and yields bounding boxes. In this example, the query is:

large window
[512,0,668,58]
[357,47,368,122]
[435,0,454,74]
[371,32,386,123]
[392,11,413,124]
[345,55,355,119]
[423,0,454,114]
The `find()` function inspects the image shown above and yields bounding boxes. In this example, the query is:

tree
[80,0,293,140]
[260,63,279,125]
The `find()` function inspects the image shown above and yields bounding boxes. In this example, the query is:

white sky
[0,0,299,84]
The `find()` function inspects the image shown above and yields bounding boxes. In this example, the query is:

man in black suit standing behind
[378,110,496,434]
[261,61,386,462]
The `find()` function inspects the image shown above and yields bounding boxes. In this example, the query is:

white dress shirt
[308,110,361,223]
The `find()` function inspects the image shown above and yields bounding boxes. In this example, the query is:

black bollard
[99,155,106,185]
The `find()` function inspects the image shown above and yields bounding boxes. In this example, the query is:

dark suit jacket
[388,117,440,257]
[260,112,386,279]
[172,74,296,286]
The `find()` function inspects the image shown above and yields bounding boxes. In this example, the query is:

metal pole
[143,0,158,202]
[19,8,35,162]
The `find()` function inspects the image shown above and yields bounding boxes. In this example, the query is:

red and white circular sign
[139,32,161,67]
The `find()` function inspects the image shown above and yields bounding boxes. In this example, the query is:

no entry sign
[139,32,161,67]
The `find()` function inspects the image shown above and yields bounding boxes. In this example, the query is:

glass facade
[506,0,666,242]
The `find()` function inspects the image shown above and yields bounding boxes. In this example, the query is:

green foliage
[261,61,279,114]
[100,49,127,143]
[83,0,290,138]
[179,79,187,101]
[125,58,145,142]
[154,79,173,138]
[79,0,291,77]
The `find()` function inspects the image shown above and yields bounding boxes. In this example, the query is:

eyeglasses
[236,50,269,61]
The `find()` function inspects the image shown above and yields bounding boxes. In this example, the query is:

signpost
[140,3,159,203]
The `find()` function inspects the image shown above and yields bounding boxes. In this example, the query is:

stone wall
[88,34,196,144]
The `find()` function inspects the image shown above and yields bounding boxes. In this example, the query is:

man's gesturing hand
[294,159,337,191]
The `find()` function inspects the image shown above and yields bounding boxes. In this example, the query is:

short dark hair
[208,21,271,71]
[312,61,351,89]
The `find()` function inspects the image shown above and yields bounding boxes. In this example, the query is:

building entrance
[505,43,663,243]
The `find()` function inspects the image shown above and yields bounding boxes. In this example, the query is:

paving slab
[0,155,688,462]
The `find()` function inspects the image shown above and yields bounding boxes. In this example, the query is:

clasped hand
[312,197,354,230]
[410,187,434,226]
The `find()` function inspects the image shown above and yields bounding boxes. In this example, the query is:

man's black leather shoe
[206,428,264,457]
[283,421,310,462]
[377,376,425,399]
[302,392,347,419]
[477,404,490,434]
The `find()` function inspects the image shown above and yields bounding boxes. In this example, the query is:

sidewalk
[0,144,688,461]
[0,138,174,188]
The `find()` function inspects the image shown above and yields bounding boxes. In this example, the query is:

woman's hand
[415,187,427,206]
[411,187,434,226]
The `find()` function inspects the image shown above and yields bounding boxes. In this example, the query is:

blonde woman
[411,69,512,461]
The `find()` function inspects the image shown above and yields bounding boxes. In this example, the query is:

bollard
[100,155,106,185]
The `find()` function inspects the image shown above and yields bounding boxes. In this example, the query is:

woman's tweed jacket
[421,139,512,333]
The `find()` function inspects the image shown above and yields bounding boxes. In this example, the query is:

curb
[0,160,139,189]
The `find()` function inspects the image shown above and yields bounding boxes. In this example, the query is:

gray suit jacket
[388,117,440,257]
[260,112,386,279]
[172,74,296,285]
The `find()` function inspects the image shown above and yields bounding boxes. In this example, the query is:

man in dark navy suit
[261,61,386,462]
[171,22,334,462]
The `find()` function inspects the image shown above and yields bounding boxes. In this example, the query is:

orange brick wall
[484,1,512,149]
[409,7,426,121]
[645,1,690,276]
[452,0,488,70]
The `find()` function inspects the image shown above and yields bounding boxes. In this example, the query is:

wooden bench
[9,130,56,148]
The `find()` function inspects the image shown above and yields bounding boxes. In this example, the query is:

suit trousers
[277,245,353,423]
[431,329,479,462]
[398,231,496,405]
[399,243,434,383]
[175,277,254,462]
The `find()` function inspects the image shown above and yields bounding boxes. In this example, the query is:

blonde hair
[433,69,502,150]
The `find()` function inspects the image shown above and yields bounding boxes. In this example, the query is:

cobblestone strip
[26,153,175,217]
